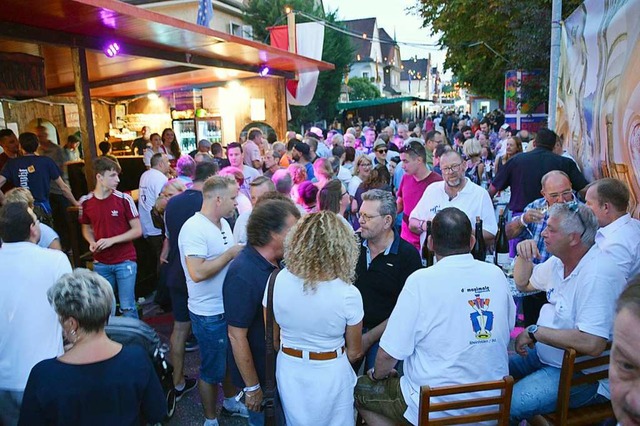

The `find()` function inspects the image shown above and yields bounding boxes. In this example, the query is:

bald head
[541,171,573,206]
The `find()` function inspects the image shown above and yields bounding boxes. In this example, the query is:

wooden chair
[541,344,614,425]
[599,161,610,178]
[419,376,514,425]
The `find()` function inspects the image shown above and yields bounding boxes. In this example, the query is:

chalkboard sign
[0,52,46,98]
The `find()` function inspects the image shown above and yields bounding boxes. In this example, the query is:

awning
[336,96,431,110]
[0,0,335,98]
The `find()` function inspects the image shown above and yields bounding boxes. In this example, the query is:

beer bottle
[472,216,486,261]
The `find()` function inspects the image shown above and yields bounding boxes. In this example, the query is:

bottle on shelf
[422,220,435,267]
[494,209,510,269]
[472,216,486,261]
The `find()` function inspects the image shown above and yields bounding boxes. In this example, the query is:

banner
[556,0,640,209]
[269,22,324,106]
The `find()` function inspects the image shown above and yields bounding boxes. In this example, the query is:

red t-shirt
[79,191,139,264]
[398,171,443,251]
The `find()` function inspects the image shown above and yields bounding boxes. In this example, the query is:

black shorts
[169,285,189,323]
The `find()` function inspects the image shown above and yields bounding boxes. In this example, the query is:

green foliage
[347,77,382,101]
[243,1,353,127]
[412,0,583,108]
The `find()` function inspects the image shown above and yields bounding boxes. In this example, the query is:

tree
[412,0,583,109]
[347,77,381,101]
[243,0,353,128]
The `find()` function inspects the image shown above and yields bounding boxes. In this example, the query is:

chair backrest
[419,376,514,425]
[554,343,612,424]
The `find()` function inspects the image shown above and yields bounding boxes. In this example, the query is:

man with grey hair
[331,133,344,148]
[396,124,409,142]
[609,276,640,426]
[0,202,72,426]
[353,189,422,372]
[510,202,626,423]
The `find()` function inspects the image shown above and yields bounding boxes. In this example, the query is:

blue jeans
[0,390,23,426]
[93,260,138,318]
[189,312,227,384]
[509,347,608,424]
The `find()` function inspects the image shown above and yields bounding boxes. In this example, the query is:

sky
[321,0,449,76]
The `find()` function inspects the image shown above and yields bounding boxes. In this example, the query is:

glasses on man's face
[441,162,463,174]
[376,149,387,154]
[548,189,575,201]
[356,212,383,222]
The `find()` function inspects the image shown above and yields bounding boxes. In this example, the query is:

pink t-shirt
[398,171,443,250]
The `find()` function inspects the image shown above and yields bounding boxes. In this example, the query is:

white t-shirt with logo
[381,254,515,425]
[530,246,625,398]
[178,213,233,316]
[138,168,168,237]
[410,178,498,249]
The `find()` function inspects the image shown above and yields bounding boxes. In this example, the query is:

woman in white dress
[264,211,363,426]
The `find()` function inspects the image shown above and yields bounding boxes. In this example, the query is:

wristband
[243,383,261,392]
[519,214,527,227]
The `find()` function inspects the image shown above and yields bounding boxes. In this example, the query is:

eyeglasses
[376,149,387,154]
[566,200,587,238]
[441,162,463,174]
[547,190,575,201]
[356,212,383,222]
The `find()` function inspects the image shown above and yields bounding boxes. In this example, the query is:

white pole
[548,0,562,130]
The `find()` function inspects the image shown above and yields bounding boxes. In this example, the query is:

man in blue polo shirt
[224,197,300,426]
[354,189,422,371]
[488,128,587,215]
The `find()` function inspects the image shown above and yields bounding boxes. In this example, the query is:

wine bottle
[494,210,510,269]
[472,216,486,261]
[422,220,435,267]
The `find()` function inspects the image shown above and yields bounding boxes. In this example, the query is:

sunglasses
[376,149,387,154]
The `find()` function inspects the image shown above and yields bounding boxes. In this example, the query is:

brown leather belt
[281,346,345,361]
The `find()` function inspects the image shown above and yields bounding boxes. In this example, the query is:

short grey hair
[397,124,408,132]
[541,170,569,188]
[272,142,286,155]
[403,137,424,147]
[548,202,597,247]
[47,269,114,333]
[331,133,344,146]
[362,189,396,218]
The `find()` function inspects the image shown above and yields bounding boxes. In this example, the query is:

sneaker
[185,335,199,353]
[222,396,249,418]
[175,377,197,401]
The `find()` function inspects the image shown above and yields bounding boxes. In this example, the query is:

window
[229,23,253,40]
[362,72,369,79]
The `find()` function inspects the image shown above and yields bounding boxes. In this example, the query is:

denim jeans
[509,347,608,424]
[93,260,138,318]
[189,312,227,384]
[0,389,23,426]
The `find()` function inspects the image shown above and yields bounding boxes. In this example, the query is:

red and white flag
[269,22,324,106]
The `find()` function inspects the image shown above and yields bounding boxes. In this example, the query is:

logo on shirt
[429,205,440,215]
[468,294,494,340]
[27,165,36,173]
[111,210,119,217]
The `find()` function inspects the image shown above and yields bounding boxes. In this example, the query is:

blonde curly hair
[284,211,359,292]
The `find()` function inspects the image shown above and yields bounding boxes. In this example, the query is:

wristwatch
[526,324,539,343]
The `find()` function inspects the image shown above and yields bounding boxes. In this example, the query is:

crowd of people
[1,112,640,426]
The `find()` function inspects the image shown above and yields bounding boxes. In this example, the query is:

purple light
[104,42,121,58]
[258,65,270,77]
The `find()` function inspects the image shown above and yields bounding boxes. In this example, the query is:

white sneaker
[222,396,250,418]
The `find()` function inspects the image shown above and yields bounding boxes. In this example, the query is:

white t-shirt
[0,242,71,391]
[233,211,250,245]
[236,193,252,215]
[38,223,59,248]
[595,213,640,281]
[530,246,625,397]
[348,175,363,197]
[410,178,498,248]
[138,168,168,237]
[262,268,363,352]
[178,213,234,316]
[337,166,352,188]
[381,254,515,425]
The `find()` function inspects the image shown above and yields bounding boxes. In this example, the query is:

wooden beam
[47,65,200,96]
[0,22,294,79]
[71,47,97,190]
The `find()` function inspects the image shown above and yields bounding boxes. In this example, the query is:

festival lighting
[104,42,121,58]
[258,65,270,77]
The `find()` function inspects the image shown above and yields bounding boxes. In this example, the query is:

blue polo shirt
[223,244,278,388]
[1,155,60,210]
[164,189,203,289]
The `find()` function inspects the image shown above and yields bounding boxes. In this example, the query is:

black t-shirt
[354,232,423,329]
[491,148,588,212]
[223,245,277,388]
[164,190,203,289]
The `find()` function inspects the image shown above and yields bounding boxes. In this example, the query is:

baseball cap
[309,127,324,140]
[373,139,387,151]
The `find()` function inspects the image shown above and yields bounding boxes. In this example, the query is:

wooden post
[71,47,97,190]
[286,10,296,54]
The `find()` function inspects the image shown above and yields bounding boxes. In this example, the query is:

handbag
[263,268,280,426]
